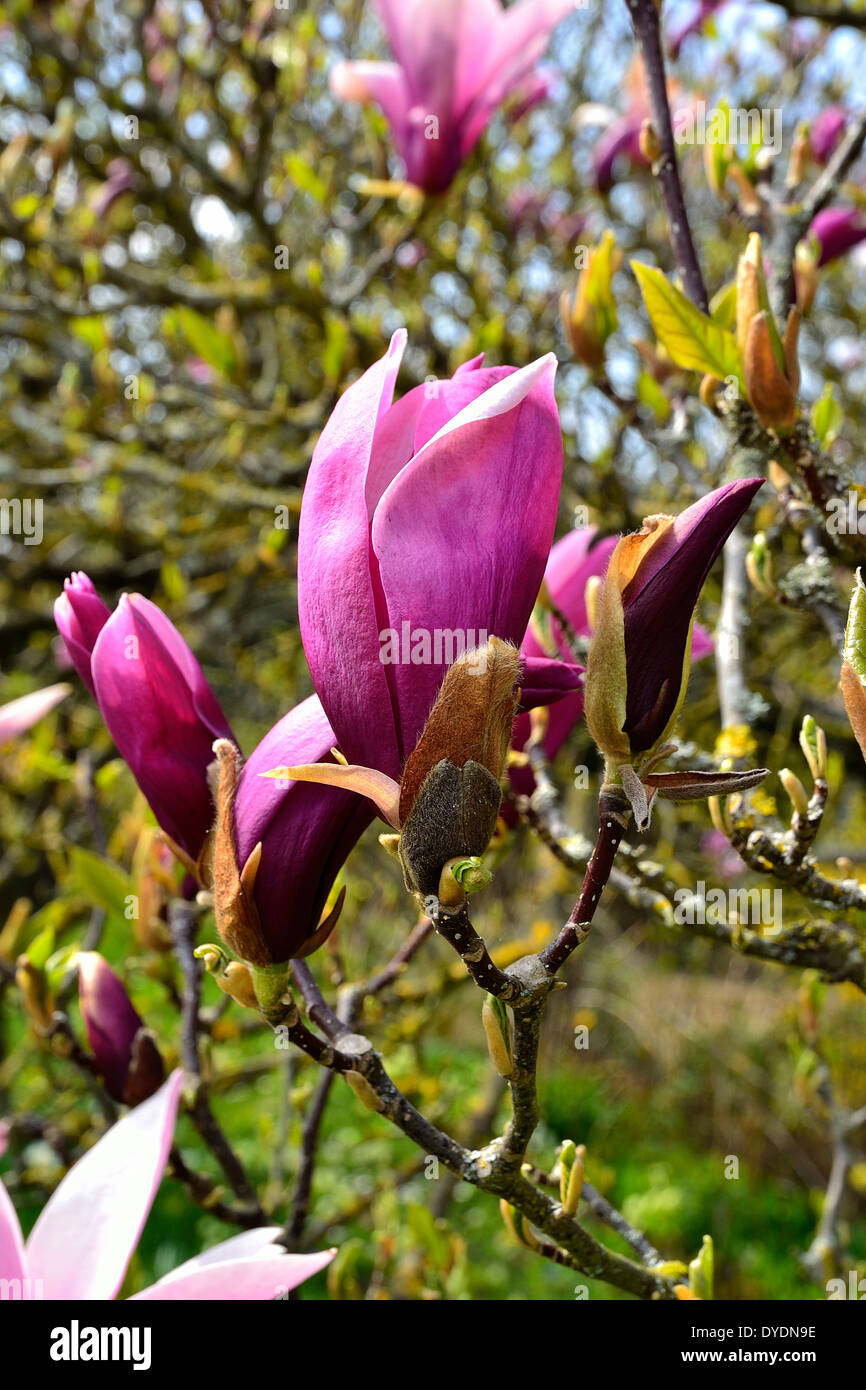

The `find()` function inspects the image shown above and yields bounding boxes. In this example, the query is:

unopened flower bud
[799,714,827,782]
[689,1234,714,1300]
[779,768,809,818]
[16,957,54,1034]
[481,993,513,1078]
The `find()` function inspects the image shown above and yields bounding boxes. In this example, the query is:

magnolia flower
[0,1072,334,1300]
[55,581,371,980]
[807,206,866,267]
[0,683,70,745]
[77,952,164,1105]
[329,0,572,193]
[510,526,713,798]
[297,329,573,787]
[55,580,234,865]
[585,478,763,769]
[809,106,847,163]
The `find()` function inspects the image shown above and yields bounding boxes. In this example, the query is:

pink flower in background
[330,0,572,193]
[667,1,729,59]
[0,683,70,746]
[807,206,866,267]
[0,1071,335,1300]
[809,106,847,163]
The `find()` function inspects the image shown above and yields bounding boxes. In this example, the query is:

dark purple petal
[234,696,373,962]
[621,478,763,751]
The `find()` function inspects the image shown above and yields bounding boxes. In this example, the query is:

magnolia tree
[2,0,866,1303]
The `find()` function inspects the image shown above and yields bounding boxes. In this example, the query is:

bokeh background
[2,0,866,1299]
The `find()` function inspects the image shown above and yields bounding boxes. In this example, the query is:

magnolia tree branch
[623,0,710,311]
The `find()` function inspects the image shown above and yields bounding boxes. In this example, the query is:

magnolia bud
[16,957,54,1034]
[779,768,809,818]
[481,994,513,1078]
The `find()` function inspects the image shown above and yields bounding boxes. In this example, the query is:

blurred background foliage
[2,0,866,1298]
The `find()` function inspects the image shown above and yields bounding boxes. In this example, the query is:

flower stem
[540,787,630,974]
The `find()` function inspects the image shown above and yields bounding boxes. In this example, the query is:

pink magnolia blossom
[0,683,70,745]
[0,1071,334,1300]
[330,0,573,193]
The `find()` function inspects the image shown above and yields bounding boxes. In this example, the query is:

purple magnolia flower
[593,64,694,193]
[810,106,847,163]
[510,527,714,791]
[55,581,234,864]
[54,572,111,696]
[0,683,70,745]
[807,206,866,267]
[585,478,763,763]
[298,329,569,785]
[77,952,164,1105]
[226,697,375,965]
[0,1071,334,1299]
[329,0,572,193]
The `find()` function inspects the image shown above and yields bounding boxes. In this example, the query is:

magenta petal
[25,1070,183,1299]
[54,572,112,696]
[691,622,714,662]
[235,696,374,960]
[0,683,70,745]
[299,332,407,780]
[372,354,562,758]
[0,1175,27,1284]
[809,206,866,267]
[78,953,143,1102]
[519,655,583,710]
[132,1248,335,1301]
[810,106,847,163]
[91,595,234,859]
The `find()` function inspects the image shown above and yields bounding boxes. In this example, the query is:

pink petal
[298,330,407,780]
[372,354,562,759]
[25,1070,183,1299]
[131,1248,335,1301]
[0,1174,27,1283]
[0,683,70,745]
[153,1225,286,1281]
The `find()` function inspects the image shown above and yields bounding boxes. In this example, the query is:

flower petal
[91,596,234,859]
[235,696,375,959]
[132,1248,335,1301]
[25,1069,183,1299]
[372,353,562,760]
[0,683,70,746]
[0,1174,27,1283]
[299,331,407,779]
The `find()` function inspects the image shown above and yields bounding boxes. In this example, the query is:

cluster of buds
[736,233,800,431]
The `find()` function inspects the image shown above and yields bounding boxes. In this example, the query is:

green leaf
[27,925,55,970]
[811,383,842,447]
[844,570,866,683]
[636,369,670,423]
[632,260,740,382]
[70,316,110,354]
[173,306,238,381]
[286,153,326,203]
[69,847,130,919]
